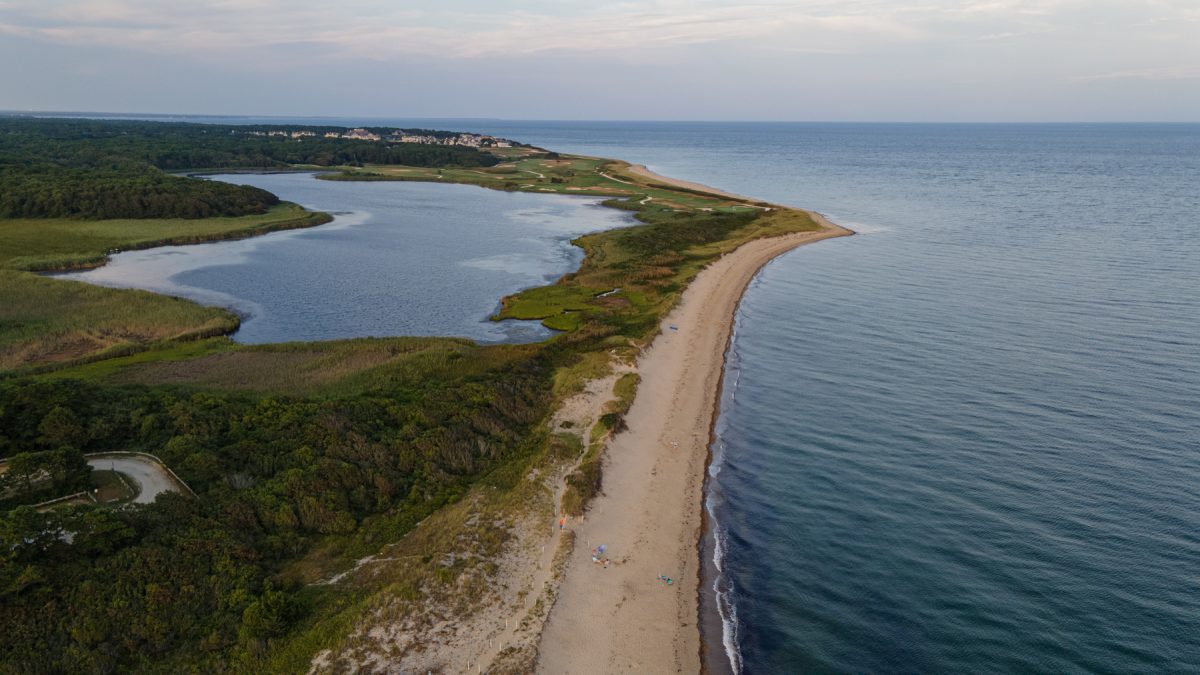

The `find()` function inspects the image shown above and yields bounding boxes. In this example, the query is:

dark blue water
[471,123,1200,673]
[67,116,1200,671]
[61,174,630,343]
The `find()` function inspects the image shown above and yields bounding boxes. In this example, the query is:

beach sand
[625,164,760,203]
[536,214,851,673]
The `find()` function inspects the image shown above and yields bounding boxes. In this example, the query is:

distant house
[397,134,434,144]
[343,128,382,141]
[386,131,516,148]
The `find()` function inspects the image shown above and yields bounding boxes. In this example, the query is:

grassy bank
[0,202,330,272]
[0,203,332,372]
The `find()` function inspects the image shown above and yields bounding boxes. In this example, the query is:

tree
[37,406,84,449]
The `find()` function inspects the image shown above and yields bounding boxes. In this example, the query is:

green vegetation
[0,203,331,371]
[0,118,498,219]
[0,447,92,509]
[90,470,137,504]
[0,118,828,672]
[0,202,328,272]
[0,342,551,672]
[0,164,281,219]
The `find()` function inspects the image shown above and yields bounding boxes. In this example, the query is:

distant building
[388,131,515,148]
[343,128,381,141]
[239,128,514,146]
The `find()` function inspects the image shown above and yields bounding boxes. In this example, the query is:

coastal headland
[0,118,849,672]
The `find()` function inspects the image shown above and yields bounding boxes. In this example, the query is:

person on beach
[559,516,565,530]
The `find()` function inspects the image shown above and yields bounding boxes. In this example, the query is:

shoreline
[537,212,852,673]
[624,164,763,203]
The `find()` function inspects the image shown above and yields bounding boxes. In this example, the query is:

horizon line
[3,109,1199,125]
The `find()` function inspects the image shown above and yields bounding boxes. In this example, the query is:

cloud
[0,0,959,62]
[1,0,1198,73]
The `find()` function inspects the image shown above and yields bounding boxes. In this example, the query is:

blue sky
[1,0,1198,121]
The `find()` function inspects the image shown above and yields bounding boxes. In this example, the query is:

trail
[597,171,634,185]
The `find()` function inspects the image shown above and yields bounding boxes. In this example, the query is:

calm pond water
[60,174,631,343]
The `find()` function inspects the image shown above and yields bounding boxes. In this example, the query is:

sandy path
[536,216,851,673]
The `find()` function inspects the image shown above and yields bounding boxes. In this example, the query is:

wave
[706,311,747,674]
[707,462,744,674]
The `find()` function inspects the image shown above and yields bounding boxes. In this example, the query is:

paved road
[88,456,183,504]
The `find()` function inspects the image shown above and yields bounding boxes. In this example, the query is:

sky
[1,0,1198,121]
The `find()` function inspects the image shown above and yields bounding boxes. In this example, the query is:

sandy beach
[625,164,761,203]
[537,213,851,673]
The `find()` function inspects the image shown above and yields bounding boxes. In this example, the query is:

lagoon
[60,174,630,344]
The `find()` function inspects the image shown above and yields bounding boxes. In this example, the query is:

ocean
[69,117,1200,672]
[470,121,1200,673]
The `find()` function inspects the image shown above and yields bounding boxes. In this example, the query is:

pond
[59,173,631,343]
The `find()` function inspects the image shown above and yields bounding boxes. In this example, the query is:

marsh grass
[0,203,332,371]
[42,336,544,400]
[0,270,238,372]
[0,203,328,271]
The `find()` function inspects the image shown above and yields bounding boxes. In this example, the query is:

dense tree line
[0,165,280,219]
[0,351,552,671]
[0,117,499,219]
